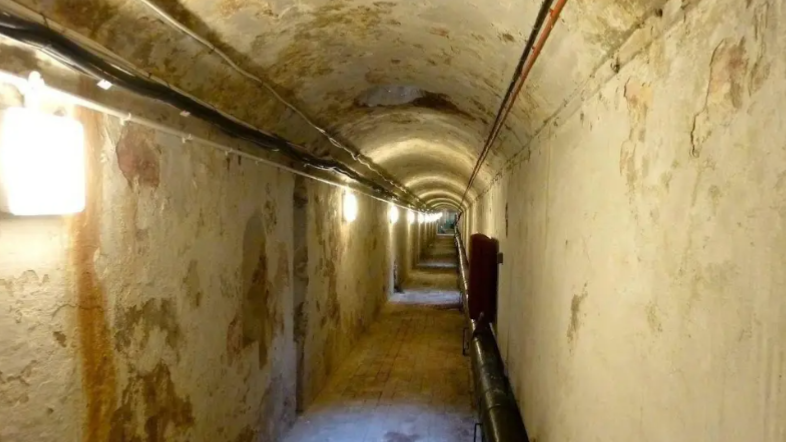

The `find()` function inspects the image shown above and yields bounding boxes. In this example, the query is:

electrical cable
[135,0,421,206]
[0,68,417,211]
[0,11,421,208]
[459,0,555,208]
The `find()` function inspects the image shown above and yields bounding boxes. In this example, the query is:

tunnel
[0,0,785,440]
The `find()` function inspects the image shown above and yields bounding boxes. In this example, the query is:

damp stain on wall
[109,362,194,441]
[70,108,118,442]
[234,211,285,368]
[116,125,161,190]
[566,283,589,348]
[114,298,184,357]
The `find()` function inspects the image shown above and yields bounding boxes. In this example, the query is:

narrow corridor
[282,235,474,442]
[3,1,785,440]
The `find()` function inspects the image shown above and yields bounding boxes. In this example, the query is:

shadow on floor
[282,235,473,442]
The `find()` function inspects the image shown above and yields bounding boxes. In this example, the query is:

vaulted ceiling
[16,0,663,209]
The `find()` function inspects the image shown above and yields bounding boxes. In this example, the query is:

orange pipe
[484,0,569,159]
[461,0,569,206]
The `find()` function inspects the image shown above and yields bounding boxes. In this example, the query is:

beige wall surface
[466,0,786,441]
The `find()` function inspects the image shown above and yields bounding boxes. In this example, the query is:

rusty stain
[707,38,748,109]
[70,105,117,442]
[429,27,450,38]
[116,125,161,189]
[691,38,749,158]
[53,331,67,347]
[110,362,194,441]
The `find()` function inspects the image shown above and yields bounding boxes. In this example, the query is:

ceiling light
[97,79,113,90]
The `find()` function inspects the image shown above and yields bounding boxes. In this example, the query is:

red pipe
[463,0,569,202]
[486,0,569,148]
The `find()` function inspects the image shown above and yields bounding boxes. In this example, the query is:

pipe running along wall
[461,0,568,207]
[0,9,424,210]
[455,230,529,442]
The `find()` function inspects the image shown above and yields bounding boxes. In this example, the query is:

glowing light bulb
[388,205,399,224]
[407,210,415,225]
[0,107,85,215]
[343,191,358,223]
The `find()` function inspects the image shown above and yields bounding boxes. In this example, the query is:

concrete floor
[282,235,474,442]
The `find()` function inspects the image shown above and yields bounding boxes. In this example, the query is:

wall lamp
[0,72,85,216]
[388,204,399,224]
[343,190,358,223]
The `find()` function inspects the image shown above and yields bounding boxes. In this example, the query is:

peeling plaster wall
[394,214,414,286]
[299,183,393,407]
[0,101,298,440]
[468,0,786,440]
[11,0,672,210]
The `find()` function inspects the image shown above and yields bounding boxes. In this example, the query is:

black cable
[460,0,554,207]
[0,12,415,206]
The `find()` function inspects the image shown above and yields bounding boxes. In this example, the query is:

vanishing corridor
[1,0,785,441]
[284,235,473,442]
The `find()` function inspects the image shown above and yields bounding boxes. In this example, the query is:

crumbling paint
[0,90,301,441]
[467,1,786,441]
[114,298,184,356]
[13,0,660,208]
[300,182,393,407]
[116,125,162,189]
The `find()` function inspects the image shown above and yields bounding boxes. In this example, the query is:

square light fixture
[0,107,85,215]
[342,191,358,223]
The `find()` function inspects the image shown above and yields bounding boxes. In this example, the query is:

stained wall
[0,55,404,442]
[465,0,786,440]
[297,182,395,406]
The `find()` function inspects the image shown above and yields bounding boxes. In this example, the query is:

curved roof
[23,0,663,208]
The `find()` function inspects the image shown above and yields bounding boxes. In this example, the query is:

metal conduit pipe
[455,229,470,319]
[454,230,529,442]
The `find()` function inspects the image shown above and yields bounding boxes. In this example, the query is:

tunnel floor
[282,234,474,442]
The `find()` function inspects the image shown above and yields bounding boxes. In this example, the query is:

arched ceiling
[19,0,664,208]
